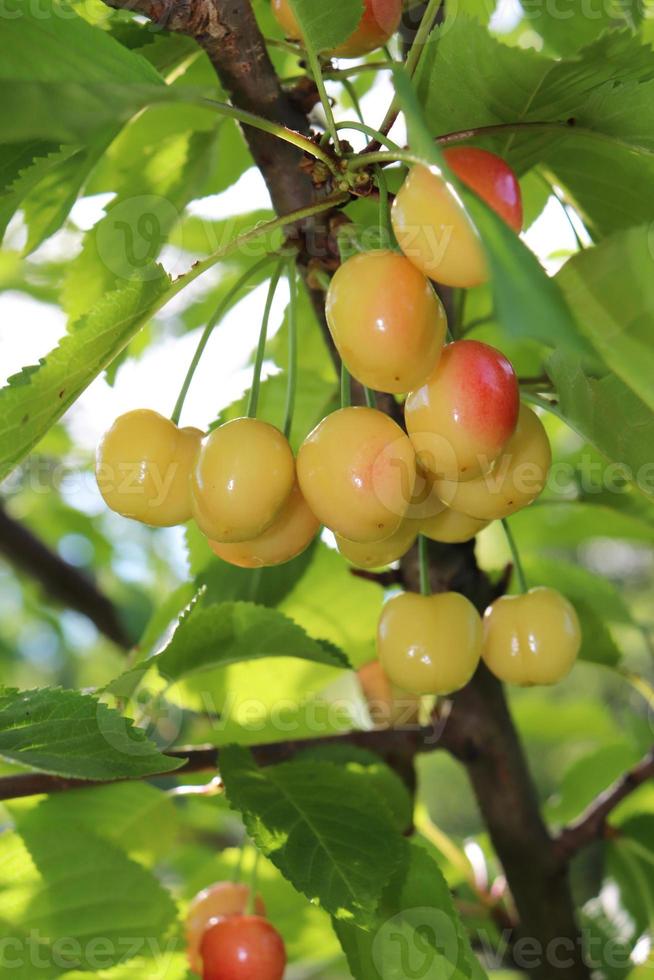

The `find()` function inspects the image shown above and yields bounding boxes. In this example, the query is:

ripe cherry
[420,507,490,544]
[483,587,582,686]
[201,915,286,980]
[297,407,417,543]
[405,341,520,482]
[444,147,523,233]
[191,419,295,543]
[326,251,447,394]
[391,150,522,288]
[377,591,483,695]
[186,883,265,975]
[357,659,420,729]
[272,0,402,57]
[208,482,319,568]
[336,518,418,569]
[434,404,551,521]
[96,409,202,527]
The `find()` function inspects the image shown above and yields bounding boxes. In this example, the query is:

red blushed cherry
[443,146,523,233]
[201,916,286,980]
[272,0,402,57]
[405,340,520,482]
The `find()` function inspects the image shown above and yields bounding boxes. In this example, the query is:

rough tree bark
[103,2,591,976]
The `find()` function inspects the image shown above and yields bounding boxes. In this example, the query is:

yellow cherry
[191,419,295,543]
[377,591,483,695]
[434,405,551,521]
[326,251,447,394]
[357,660,420,729]
[336,518,418,569]
[420,507,490,544]
[392,164,488,288]
[208,483,319,568]
[96,409,202,527]
[297,407,417,543]
[405,341,520,482]
[482,587,582,686]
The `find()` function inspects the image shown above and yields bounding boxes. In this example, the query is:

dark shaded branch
[555,747,654,863]
[0,503,130,649]
[0,725,438,801]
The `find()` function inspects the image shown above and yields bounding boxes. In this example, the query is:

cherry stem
[502,519,528,594]
[341,362,352,408]
[304,44,341,151]
[340,80,365,125]
[336,121,403,153]
[368,0,444,150]
[364,387,377,408]
[247,848,262,915]
[373,164,393,251]
[283,260,298,439]
[247,259,286,420]
[200,96,339,175]
[419,535,431,596]
[171,254,277,426]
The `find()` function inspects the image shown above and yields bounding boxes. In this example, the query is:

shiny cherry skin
[186,883,265,975]
[272,0,402,57]
[434,404,551,521]
[405,341,520,482]
[444,146,523,233]
[378,592,483,696]
[357,660,420,729]
[336,518,418,569]
[326,251,447,394]
[191,419,295,543]
[392,164,487,288]
[96,409,202,527]
[297,407,417,543]
[201,915,286,980]
[208,482,319,568]
[482,587,582,686]
[420,507,490,544]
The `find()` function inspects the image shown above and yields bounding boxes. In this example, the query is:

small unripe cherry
[443,146,523,233]
[208,482,319,568]
[482,587,582,686]
[377,592,483,696]
[201,915,286,980]
[420,507,490,544]
[272,0,402,57]
[96,409,202,527]
[336,518,418,569]
[357,660,420,728]
[326,251,447,394]
[405,341,520,482]
[297,407,417,543]
[191,419,295,543]
[392,164,487,288]
[434,404,551,521]
[186,883,265,975]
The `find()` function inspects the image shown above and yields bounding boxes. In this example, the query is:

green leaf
[607,815,654,931]
[220,745,406,924]
[415,21,654,235]
[0,0,166,145]
[520,0,642,55]
[545,352,654,501]
[556,226,654,414]
[334,839,484,980]
[547,743,641,824]
[155,597,350,682]
[285,0,364,52]
[0,687,182,780]
[0,268,169,483]
[0,821,177,973]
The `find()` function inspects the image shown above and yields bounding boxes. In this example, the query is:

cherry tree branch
[0,726,438,801]
[554,747,654,863]
[0,503,130,649]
